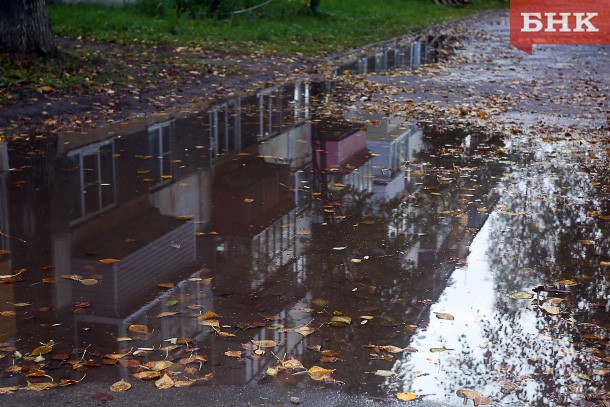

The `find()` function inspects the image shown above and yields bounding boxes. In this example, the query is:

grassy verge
[49,0,507,54]
[0,0,507,107]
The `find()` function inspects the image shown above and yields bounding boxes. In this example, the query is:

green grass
[49,0,508,55]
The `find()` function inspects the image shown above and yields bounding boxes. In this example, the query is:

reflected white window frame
[148,120,174,190]
[208,98,242,163]
[67,138,117,226]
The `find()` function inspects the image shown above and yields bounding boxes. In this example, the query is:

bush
[134,0,256,19]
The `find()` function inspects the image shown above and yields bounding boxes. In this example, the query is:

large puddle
[0,77,608,406]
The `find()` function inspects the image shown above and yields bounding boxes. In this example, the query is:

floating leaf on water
[396,392,417,401]
[215,331,236,337]
[252,340,277,348]
[128,324,149,335]
[307,366,335,376]
[30,345,53,356]
[312,298,329,307]
[600,261,610,267]
[156,282,175,289]
[592,368,610,376]
[60,274,83,281]
[579,240,595,246]
[295,326,316,337]
[510,291,534,299]
[266,367,278,377]
[332,247,347,251]
[145,361,173,371]
[540,306,561,315]
[79,278,98,286]
[110,380,131,392]
[11,302,32,307]
[378,316,397,327]
[0,311,16,317]
[282,359,305,370]
[575,373,592,381]
[198,319,220,328]
[430,347,452,353]
[456,389,491,406]
[224,350,242,358]
[178,355,206,365]
[435,312,455,320]
[558,279,577,286]
[0,250,11,255]
[104,352,129,360]
[116,337,133,342]
[330,316,352,327]
[381,345,405,354]
[403,325,418,333]
[166,300,179,307]
[155,374,174,389]
[155,312,178,318]
[373,370,395,377]
[132,371,161,380]
[201,311,219,320]
[98,258,120,264]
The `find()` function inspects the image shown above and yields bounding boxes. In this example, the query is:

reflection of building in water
[333,41,431,75]
[0,150,16,342]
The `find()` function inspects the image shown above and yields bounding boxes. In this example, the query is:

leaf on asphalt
[435,312,454,320]
[510,291,534,299]
[0,386,20,395]
[128,324,149,335]
[155,374,174,389]
[396,392,417,401]
[25,382,58,391]
[110,380,131,392]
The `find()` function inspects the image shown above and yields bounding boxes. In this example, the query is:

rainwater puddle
[0,80,608,406]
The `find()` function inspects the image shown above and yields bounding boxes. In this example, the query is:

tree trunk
[310,0,320,13]
[0,0,56,56]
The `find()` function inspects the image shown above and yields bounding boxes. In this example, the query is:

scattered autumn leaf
[396,392,417,401]
[155,374,174,389]
[110,380,131,392]
[128,324,149,335]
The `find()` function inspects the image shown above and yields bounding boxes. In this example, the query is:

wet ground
[0,10,609,407]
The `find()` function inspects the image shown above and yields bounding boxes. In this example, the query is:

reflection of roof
[215,159,284,188]
[313,119,364,142]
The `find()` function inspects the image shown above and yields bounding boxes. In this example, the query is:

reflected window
[0,172,8,251]
[148,121,174,188]
[209,99,241,163]
[67,139,116,223]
